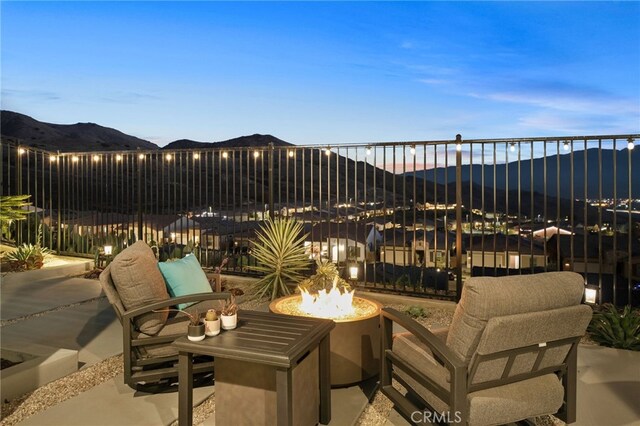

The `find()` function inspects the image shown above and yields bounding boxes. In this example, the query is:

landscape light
[165,153,173,161]
[116,154,123,161]
[103,245,113,256]
[222,152,228,159]
[509,143,516,152]
[325,147,331,156]
[50,155,58,162]
[253,151,260,158]
[584,285,598,304]
[193,153,200,160]
[349,264,359,280]
[456,142,462,152]
[18,148,26,155]
[72,156,79,162]
[288,150,295,158]
[628,138,635,151]
[563,141,570,151]
[93,155,100,162]
[409,145,416,156]
[138,153,145,160]
[366,146,372,156]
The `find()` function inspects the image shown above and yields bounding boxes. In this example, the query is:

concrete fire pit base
[269,295,382,387]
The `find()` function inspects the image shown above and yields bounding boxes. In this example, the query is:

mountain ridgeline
[408,148,639,199]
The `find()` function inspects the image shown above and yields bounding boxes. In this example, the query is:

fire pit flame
[299,282,355,319]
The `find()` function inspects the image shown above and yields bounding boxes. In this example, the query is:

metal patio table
[173,310,335,426]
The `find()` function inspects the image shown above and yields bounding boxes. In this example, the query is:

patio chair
[99,241,230,390]
[381,271,592,426]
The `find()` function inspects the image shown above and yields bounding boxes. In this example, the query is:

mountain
[408,148,640,199]
[164,134,292,150]
[0,110,159,152]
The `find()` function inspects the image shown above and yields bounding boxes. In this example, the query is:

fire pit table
[269,293,382,387]
[173,310,334,426]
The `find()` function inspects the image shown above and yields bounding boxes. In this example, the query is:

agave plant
[0,195,31,239]
[587,304,640,351]
[249,217,310,301]
[4,225,51,271]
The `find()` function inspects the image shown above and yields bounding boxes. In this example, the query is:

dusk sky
[2,1,639,147]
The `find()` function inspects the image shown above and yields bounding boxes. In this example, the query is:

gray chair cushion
[109,241,169,335]
[446,272,585,363]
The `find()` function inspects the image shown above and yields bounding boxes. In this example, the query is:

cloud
[2,88,61,101]
[418,78,448,86]
[400,41,414,49]
[469,80,638,115]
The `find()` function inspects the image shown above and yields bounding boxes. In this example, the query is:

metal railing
[2,133,638,306]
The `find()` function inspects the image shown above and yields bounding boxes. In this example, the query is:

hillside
[409,148,640,199]
[164,134,292,150]
[0,110,159,152]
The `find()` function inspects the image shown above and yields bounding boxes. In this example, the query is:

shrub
[5,242,51,271]
[404,305,428,319]
[587,304,640,351]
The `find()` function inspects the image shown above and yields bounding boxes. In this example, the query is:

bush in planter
[587,304,640,351]
[249,218,310,301]
[4,225,51,271]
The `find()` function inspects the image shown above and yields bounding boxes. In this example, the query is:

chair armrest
[381,307,465,371]
[123,292,231,321]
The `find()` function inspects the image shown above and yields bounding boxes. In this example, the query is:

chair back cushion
[108,241,170,335]
[446,272,585,364]
[99,263,126,318]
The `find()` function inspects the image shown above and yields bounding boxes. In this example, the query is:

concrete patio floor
[1,264,639,425]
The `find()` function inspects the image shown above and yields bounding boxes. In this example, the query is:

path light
[349,263,360,280]
[103,245,113,256]
[628,137,635,150]
[584,285,598,304]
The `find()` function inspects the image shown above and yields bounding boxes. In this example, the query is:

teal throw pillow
[158,254,212,310]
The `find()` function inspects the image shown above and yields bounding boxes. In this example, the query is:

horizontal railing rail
[2,133,638,306]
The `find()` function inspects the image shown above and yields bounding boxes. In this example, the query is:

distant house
[547,233,640,277]
[466,234,546,270]
[305,222,367,263]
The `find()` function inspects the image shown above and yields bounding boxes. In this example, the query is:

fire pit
[269,285,382,387]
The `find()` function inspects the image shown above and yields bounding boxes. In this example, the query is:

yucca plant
[587,304,640,351]
[249,217,310,301]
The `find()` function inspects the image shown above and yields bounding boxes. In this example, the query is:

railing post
[56,150,61,254]
[268,142,274,219]
[455,134,463,302]
[137,149,143,241]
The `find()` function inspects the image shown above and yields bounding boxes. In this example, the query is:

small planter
[221,313,237,330]
[205,319,221,337]
[187,322,206,341]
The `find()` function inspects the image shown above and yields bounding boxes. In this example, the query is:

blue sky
[2,1,639,146]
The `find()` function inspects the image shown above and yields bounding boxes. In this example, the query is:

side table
[173,310,334,426]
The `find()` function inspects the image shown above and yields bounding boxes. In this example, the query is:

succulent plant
[220,294,238,316]
[588,304,640,351]
[205,309,218,321]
